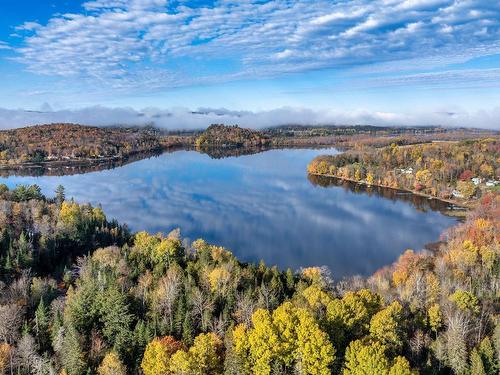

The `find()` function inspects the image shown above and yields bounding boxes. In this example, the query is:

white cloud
[0,105,498,130]
[366,68,500,89]
[11,0,500,89]
[0,41,11,50]
[15,21,42,31]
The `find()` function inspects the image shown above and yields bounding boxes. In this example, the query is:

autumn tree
[343,339,390,375]
[369,301,405,352]
[0,343,10,375]
[141,336,184,375]
[234,303,334,375]
[97,352,127,375]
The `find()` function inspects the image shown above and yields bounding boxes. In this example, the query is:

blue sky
[0,0,499,129]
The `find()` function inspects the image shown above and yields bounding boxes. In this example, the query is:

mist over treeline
[0,106,499,131]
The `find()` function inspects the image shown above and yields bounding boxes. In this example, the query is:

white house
[399,167,414,174]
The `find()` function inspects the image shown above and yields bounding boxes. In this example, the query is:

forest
[0,123,497,173]
[0,182,498,375]
[195,125,271,149]
[308,139,499,202]
[0,124,164,165]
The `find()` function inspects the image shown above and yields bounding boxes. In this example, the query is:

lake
[0,148,457,278]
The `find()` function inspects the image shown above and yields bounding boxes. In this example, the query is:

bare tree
[409,329,430,361]
[14,334,37,375]
[137,271,153,308]
[155,267,182,332]
[191,287,213,331]
[209,314,228,338]
[0,304,22,344]
[0,304,22,375]
[7,271,31,302]
[258,282,277,311]
[89,329,107,369]
[235,292,256,328]
[446,312,470,375]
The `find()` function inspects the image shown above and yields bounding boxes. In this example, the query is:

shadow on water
[0,149,167,177]
[196,145,271,159]
[0,145,336,177]
[307,174,456,215]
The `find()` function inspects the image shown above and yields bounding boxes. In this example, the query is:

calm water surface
[1,149,457,277]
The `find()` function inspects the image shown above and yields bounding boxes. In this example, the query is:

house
[399,167,414,174]
[471,177,481,186]
[486,180,498,187]
[452,190,464,198]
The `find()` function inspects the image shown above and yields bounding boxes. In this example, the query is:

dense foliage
[0,124,163,164]
[0,184,498,375]
[1,123,496,173]
[195,125,271,148]
[0,184,129,278]
[308,139,499,200]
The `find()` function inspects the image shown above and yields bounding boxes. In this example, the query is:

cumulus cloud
[12,0,500,89]
[0,105,498,130]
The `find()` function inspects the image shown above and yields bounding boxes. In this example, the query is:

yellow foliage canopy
[97,352,127,375]
[234,302,335,375]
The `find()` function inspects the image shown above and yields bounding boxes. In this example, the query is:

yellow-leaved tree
[343,340,417,375]
[234,302,335,375]
[141,336,184,375]
[343,339,390,375]
[295,308,335,375]
[326,289,383,347]
[169,332,223,375]
[369,301,405,352]
[97,352,126,375]
[388,356,417,375]
[247,309,279,374]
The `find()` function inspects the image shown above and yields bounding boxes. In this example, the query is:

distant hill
[0,123,162,165]
[195,124,271,148]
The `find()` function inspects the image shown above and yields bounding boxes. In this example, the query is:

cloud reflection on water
[1,149,457,278]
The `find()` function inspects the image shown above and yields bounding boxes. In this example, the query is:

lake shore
[308,172,472,215]
[0,143,338,176]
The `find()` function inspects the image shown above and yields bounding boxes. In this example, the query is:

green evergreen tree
[61,324,86,375]
[174,296,187,337]
[34,297,50,350]
[132,319,152,369]
[98,287,133,356]
[55,185,66,206]
[182,313,193,347]
[285,268,295,295]
[3,252,12,274]
[17,232,33,268]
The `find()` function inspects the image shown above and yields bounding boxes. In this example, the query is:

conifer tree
[470,348,486,375]
[34,297,50,350]
[55,185,66,206]
[60,324,86,375]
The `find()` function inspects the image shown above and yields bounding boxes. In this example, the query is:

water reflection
[0,149,457,278]
[308,174,455,215]
[0,150,165,177]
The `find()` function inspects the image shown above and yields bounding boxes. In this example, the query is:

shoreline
[0,143,338,172]
[308,172,472,213]
[0,146,185,171]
